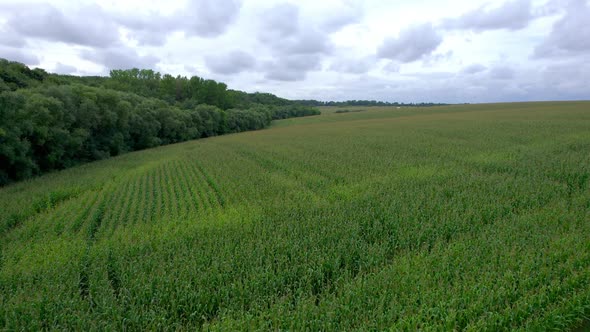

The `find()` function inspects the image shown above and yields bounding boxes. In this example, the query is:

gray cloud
[2,1,241,49]
[489,66,515,79]
[423,51,454,66]
[0,25,26,48]
[259,3,300,39]
[81,48,159,70]
[114,15,174,46]
[462,63,487,74]
[205,50,256,75]
[319,2,363,32]
[182,0,242,38]
[307,61,589,104]
[265,54,322,81]
[258,4,331,55]
[533,1,590,58]
[330,56,375,74]
[257,3,333,81]
[540,59,590,96]
[443,0,533,31]
[114,0,242,46]
[382,61,400,73]
[0,48,40,65]
[7,3,120,47]
[281,28,332,54]
[377,24,442,62]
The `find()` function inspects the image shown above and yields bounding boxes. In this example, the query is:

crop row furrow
[171,160,192,219]
[186,160,219,211]
[182,158,212,215]
[111,173,141,230]
[162,161,181,221]
[137,168,151,225]
[99,179,132,236]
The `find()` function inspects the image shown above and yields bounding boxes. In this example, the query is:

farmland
[1,101,589,330]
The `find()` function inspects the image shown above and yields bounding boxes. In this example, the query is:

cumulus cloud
[81,47,159,70]
[443,0,534,31]
[115,15,174,46]
[205,50,256,75]
[319,1,363,32]
[533,0,590,58]
[182,0,242,38]
[377,23,442,63]
[2,0,242,49]
[6,3,120,47]
[257,3,333,81]
[259,3,300,39]
[257,4,331,55]
[281,28,332,54]
[113,0,242,45]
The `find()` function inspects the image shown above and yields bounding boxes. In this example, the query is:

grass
[1,101,589,330]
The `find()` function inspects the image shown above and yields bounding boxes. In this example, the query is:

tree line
[0,59,319,185]
[294,100,448,107]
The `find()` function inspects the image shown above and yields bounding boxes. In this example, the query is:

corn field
[1,101,589,330]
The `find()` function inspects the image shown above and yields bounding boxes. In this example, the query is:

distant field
[1,102,589,330]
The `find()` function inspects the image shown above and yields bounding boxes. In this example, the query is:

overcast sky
[1,0,588,103]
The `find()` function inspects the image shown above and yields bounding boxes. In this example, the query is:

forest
[0,58,319,185]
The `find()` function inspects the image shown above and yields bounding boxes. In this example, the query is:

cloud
[81,47,159,70]
[330,56,375,74]
[282,28,332,54]
[114,0,242,45]
[0,25,26,48]
[443,0,533,31]
[533,1,590,58]
[115,15,175,46]
[259,3,300,39]
[541,59,590,96]
[54,62,77,75]
[2,1,242,49]
[0,48,40,65]
[264,54,322,81]
[423,51,454,66]
[257,3,333,81]
[319,1,363,32]
[489,66,515,80]
[205,50,256,75]
[7,3,120,47]
[182,0,242,38]
[382,61,400,73]
[462,63,487,74]
[377,23,443,63]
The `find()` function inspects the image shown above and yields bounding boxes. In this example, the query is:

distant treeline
[334,109,367,113]
[294,100,448,107]
[0,59,319,185]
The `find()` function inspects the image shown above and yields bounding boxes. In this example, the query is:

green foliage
[0,59,319,185]
[0,102,589,330]
[0,58,48,90]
